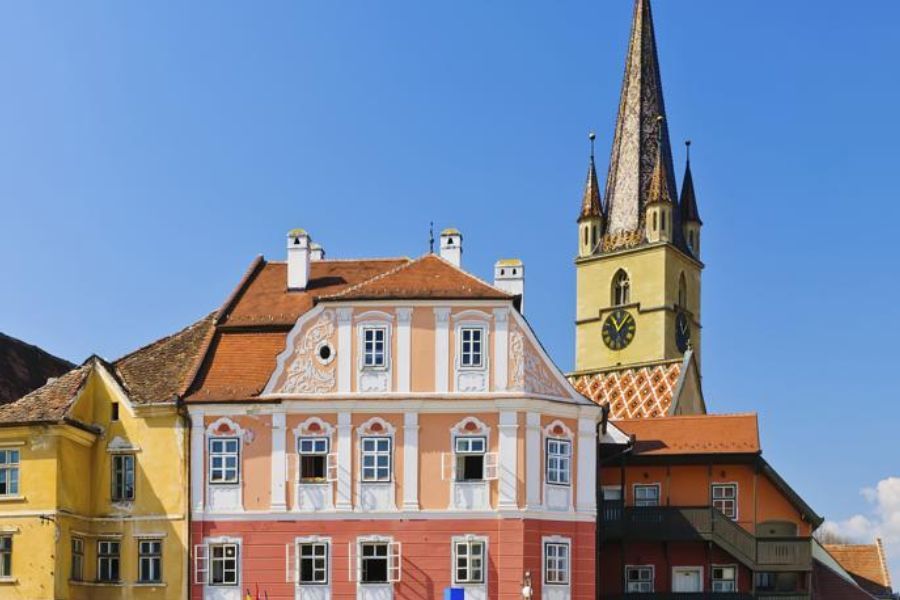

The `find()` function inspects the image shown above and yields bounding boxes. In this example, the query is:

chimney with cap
[494,259,524,312]
[439,228,462,267]
[310,242,326,261]
[287,229,311,290]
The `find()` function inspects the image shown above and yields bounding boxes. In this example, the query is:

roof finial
[685,139,692,164]
[589,131,596,162]
[428,221,435,254]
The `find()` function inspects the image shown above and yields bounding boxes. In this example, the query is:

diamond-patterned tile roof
[569,362,682,419]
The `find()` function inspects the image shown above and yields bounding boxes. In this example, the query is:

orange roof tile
[222,258,410,327]
[570,362,682,418]
[184,331,288,402]
[320,254,512,302]
[616,413,761,456]
[824,542,893,598]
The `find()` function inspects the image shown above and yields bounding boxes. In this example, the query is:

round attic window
[316,341,335,365]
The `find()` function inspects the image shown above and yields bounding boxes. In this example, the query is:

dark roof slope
[0,362,91,425]
[813,559,880,600]
[0,333,73,404]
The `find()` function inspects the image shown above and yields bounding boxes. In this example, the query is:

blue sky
[2,0,899,577]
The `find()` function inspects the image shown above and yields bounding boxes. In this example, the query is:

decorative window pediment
[356,417,396,436]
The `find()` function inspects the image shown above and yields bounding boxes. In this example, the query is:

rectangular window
[712,484,738,519]
[712,565,737,592]
[71,538,84,582]
[138,539,163,583]
[299,542,328,585]
[111,454,135,501]
[544,542,570,585]
[111,402,119,421]
[360,437,391,482]
[208,438,240,484]
[298,437,329,483]
[546,439,571,486]
[210,544,239,586]
[360,542,388,584]
[0,450,20,497]
[0,536,10,578]
[455,437,486,482]
[362,327,386,368]
[625,566,653,593]
[97,540,120,583]
[459,328,484,368]
[634,484,660,507]
[453,539,485,584]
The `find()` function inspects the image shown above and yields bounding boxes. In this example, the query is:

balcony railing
[600,503,812,572]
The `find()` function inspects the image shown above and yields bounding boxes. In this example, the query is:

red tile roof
[570,361,682,418]
[616,413,761,456]
[824,542,894,598]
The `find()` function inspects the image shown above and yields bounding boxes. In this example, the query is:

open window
[442,437,498,482]
[350,540,401,584]
[298,437,337,483]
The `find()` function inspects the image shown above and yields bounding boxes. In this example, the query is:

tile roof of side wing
[614,413,761,455]
[0,362,93,426]
[823,543,894,597]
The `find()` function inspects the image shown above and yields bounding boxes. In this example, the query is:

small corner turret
[680,140,702,257]
[578,132,604,258]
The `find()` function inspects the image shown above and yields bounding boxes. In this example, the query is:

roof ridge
[876,539,892,588]
[619,412,757,422]
[268,257,411,265]
[319,257,420,300]
[426,253,514,297]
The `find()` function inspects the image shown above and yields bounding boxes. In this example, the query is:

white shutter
[441,452,456,481]
[285,542,296,583]
[484,452,499,480]
[348,541,357,582]
[193,544,209,585]
[326,452,338,483]
[388,541,402,582]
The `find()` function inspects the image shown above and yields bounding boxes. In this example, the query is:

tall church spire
[604,0,678,238]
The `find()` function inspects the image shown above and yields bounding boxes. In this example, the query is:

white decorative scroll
[281,310,336,394]
[509,327,568,397]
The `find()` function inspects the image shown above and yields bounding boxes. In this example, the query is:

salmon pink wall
[205,414,272,510]
[410,309,435,392]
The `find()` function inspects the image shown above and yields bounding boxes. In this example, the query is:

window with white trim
[546,439,571,486]
[0,450,20,497]
[712,484,738,519]
[298,542,328,585]
[210,543,239,586]
[362,327,387,368]
[97,540,121,583]
[634,484,660,507]
[0,536,10,578]
[359,541,401,584]
[626,566,653,593]
[455,437,486,482]
[71,538,84,582]
[360,437,391,482]
[298,437,330,483]
[712,565,737,592]
[544,542,570,585]
[453,539,485,585]
[459,328,484,368]
[138,539,163,583]
[208,438,240,484]
[111,454,135,501]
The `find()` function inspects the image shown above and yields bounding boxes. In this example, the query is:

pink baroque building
[185,228,625,600]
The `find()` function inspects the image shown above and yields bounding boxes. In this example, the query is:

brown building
[0,331,72,404]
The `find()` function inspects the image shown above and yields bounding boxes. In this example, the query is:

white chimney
[310,242,325,261]
[440,228,462,267]
[494,259,524,312]
[287,229,311,290]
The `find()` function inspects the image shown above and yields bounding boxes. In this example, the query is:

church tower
[572,0,705,415]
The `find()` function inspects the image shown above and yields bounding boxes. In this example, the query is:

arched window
[678,273,687,308]
[612,270,631,306]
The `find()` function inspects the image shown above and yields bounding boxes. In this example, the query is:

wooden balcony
[600,503,813,573]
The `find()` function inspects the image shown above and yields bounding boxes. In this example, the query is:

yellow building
[569,0,705,418]
[0,315,212,599]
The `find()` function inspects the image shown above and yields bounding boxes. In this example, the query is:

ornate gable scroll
[508,325,568,398]
[279,310,337,394]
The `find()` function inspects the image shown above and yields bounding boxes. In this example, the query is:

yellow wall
[0,365,188,599]
[575,242,702,373]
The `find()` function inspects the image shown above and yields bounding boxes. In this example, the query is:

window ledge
[0,577,17,585]
[0,496,25,503]
[70,580,124,587]
[133,582,166,587]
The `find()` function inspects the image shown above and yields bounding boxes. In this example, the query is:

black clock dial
[675,311,691,353]
[602,309,636,350]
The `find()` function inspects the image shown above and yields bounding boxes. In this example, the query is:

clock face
[602,309,636,350]
[675,311,691,353]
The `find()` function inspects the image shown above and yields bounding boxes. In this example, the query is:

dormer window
[613,270,631,306]
[459,328,484,368]
[362,327,386,368]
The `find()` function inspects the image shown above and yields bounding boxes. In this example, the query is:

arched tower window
[678,273,687,308]
[612,270,631,306]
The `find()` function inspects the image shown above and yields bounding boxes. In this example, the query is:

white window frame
[452,535,487,586]
[298,436,334,483]
[545,438,572,486]
[290,537,330,586]
[351,536,401,585]
[208,542,240,587]
[458,326,486,369]
[625,565,654,593]
[360,325,390,370]
[672,566,704,593]
[711,482,739,520]
[633,483,661,507]
[138,539,163,584]
[0,450,20,497]
[360,436,392,483]
[208,437,241,485]
[0,536,11,579]
[712,564,738,592]
[542,536,571,587]
[97,539,121,583]
[111,453,135,502]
